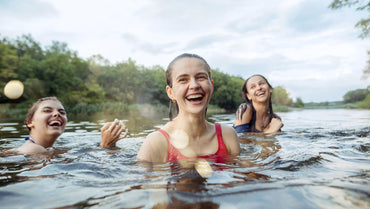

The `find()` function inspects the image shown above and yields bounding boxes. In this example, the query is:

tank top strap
[158,129,170,141]
[214,123,229,156]
[157,129,186,161]
[215,123,222,142]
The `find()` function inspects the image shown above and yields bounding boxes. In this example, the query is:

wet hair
[166,53,212,120]
[241,74,280,131]
[25,97,62,132]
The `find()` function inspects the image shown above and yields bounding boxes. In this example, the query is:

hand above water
[263,118,283,134]
[100,119,128,149]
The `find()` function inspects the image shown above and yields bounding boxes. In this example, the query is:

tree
[0,40,18,102]
[343,88,369,103]
[272,86,293,106]
[293,97,304,108]
[330,1,370,79]
[362,51,370,79]
[329,0,370,38]
[210,69,244,111]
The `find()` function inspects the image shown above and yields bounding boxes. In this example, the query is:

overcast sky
[1,0,369,102]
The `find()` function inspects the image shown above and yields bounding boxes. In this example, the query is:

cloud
[0,0,57,19]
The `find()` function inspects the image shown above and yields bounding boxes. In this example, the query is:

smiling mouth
[186,94,204,102]
[49,120,63,127]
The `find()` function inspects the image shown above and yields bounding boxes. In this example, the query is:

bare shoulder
[219,124,240,155]
[137,130,168,162]
[15,142,47,155]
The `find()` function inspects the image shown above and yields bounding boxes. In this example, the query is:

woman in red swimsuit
[138,53,240,163]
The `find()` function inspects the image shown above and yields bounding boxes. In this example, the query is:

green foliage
[0,34,300,116]
[355,93,370,108]
[272,86,293,106]
[211,69,244,111]
[293,97,305,108]
[329,0,370,38]
[362,51,370,80]
[343,88,369,103]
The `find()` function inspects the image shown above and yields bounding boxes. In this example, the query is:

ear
[26,120,35,129]
[246,93,251,101]
[211,80,214,86]
[166,85,174,100]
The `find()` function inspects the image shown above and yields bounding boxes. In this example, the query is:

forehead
[37,100,64,110]
[246,76,266,86]
[171,57,209,77]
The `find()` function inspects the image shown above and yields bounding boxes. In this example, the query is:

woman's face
[246,75,272,103]
[27,100,67,138]
[166,57,213,115]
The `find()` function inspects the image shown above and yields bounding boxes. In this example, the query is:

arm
[234,103,252,126]
[263,118,283,134]
[220,124,241,155]
[137,131,168,163]
[100,119,128,149]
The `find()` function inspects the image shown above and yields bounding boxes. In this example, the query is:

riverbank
[1,100,368,121]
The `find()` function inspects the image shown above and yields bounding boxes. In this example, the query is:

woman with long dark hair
[233,74,283,134]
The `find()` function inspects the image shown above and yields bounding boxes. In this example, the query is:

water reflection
[0,109,369,208]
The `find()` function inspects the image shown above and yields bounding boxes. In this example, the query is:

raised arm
[100,119,128,149]
[263,118,283,134]
[234,103,252,126]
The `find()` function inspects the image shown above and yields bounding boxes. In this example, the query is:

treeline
[342,87,370,108]
[0,35,244,113]
[0,34,300,116]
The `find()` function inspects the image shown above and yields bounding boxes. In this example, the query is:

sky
[0,0,369,102]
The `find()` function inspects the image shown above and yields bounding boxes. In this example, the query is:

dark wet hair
[166,53,212,120]
[241,74,280,131]
[25,97,62,132]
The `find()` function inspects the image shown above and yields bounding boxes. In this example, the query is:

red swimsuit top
[158,123,230,163]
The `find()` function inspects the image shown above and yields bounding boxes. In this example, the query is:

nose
[52,110,60,117]
[189,78,200,89]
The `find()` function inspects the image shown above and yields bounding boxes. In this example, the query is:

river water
[0,109,369,209]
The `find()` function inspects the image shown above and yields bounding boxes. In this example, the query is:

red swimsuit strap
[158,123,228,162]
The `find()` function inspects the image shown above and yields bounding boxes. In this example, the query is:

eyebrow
[41,106,65,111]
[175,72,208,79]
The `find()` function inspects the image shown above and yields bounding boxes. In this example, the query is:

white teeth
[187,94,202,99]
[49,121,61,126]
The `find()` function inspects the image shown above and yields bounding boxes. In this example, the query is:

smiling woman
[10,97,127,155]
[137,53,240,164]
[233,74,283,134]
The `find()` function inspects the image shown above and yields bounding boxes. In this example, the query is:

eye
[178,77,188,83]
[43,109,52,113]
[59,110,66,115]
[197,75,208,80]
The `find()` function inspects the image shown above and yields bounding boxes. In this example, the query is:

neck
[29,132,58,148]
[253,101,269,114]
[172,111,209,139]
[252,101,271,130]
